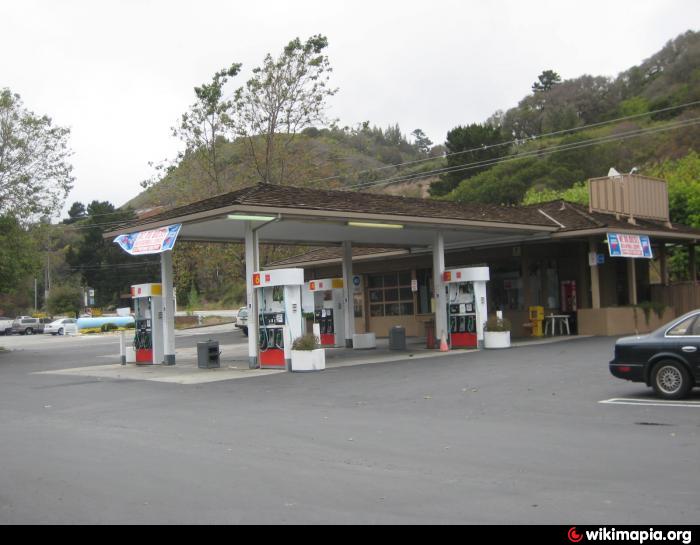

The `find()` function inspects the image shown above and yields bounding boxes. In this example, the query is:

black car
[610,309,700,399]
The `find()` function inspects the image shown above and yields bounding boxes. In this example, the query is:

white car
[44,318,78,336]
[235,307,249,336]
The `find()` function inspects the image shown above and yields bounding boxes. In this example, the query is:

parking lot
[0,329,699,524]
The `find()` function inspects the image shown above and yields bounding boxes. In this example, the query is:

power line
[63,262,160,271]
[302,99,700,188]
[343,116,700,192]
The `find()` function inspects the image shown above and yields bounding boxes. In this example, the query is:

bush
[46,285,82,318]
[485,315,511,332]
[291,334,320,351]
[100,322,118,332]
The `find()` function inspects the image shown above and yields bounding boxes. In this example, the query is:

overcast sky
[3,0,699,216]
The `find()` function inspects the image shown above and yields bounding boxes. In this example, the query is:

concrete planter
[484,331,511,349]
[353,332,376,349]
[291,348,325,372]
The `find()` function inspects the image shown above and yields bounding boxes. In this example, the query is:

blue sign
[596,253,605,265]
[607,233,653,259]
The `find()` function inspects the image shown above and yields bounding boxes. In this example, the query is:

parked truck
[11,316,52,335]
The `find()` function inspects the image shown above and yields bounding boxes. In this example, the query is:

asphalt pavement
[0,329,698,524]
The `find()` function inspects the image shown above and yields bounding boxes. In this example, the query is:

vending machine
[131,283,164,365]
[443,267,490,349]
[306,278,346,348]
[253,268,304,369]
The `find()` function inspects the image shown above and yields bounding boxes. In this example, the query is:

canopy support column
[432,232,447,347]
[627,258,638,306]
[161,250,176,365]
[589,238,601,309]
[342,241,355,348]
[245,221,259,369]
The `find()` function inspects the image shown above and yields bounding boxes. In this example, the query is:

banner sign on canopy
[114,224,181,256]
[607,233,653,259]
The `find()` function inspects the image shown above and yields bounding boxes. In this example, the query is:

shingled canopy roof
[265,199,700,268]
[104,184,558,249]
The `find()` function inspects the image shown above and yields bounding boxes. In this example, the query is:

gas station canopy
[105,184,557,248]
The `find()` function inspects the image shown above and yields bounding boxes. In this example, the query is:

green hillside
[129,123,442,211]
[440,30,700,206]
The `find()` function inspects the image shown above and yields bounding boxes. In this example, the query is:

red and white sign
[443,267,490,283]
[252,268,304,288]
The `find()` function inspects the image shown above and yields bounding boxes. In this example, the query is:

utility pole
[34,278,38,312]
[44,228,51,307]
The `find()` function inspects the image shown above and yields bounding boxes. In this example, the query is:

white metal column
[161,250,176,365]
[432,232,448,347]
[245,221,259,368]
[342,241,355,348]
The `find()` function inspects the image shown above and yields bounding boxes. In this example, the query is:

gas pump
[131,283,164,364]
[306,278,345,347]
[253,268,304,369]
[443,267,490,349]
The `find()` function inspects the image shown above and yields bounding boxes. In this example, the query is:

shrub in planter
[292,333,320,351]
[484,316,511,332]
[100,322,119,332]
[484,315,511,349]
[291,333,325,372]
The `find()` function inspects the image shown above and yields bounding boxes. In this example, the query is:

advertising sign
[607,233,653,259]
[114,224,181,256]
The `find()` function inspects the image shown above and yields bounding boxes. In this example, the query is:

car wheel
[25,328,33,335]
[651,360,692,400]
[58,328,64,336]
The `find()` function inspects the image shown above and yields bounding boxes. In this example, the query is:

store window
[489,261,523,311]
[368,271,414,317]
[416,268,433,314]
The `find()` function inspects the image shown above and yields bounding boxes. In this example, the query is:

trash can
[197,340,220,369]
[425,321,436,349]
[389,325,406,350]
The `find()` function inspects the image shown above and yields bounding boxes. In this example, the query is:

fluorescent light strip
[347,221,404,229]
[227,214,277,222]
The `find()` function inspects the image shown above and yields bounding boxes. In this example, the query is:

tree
[66,201,161,307]
[46,285,82,317]
[235,34,337,184]
[648,150,700,228]
[62,201,86,224]
[429,123,510,196]
[411,129,433,155]
[171,64,242,196]
[0,88,74,219]
[0,214,40,294]
[532,70,561,93]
